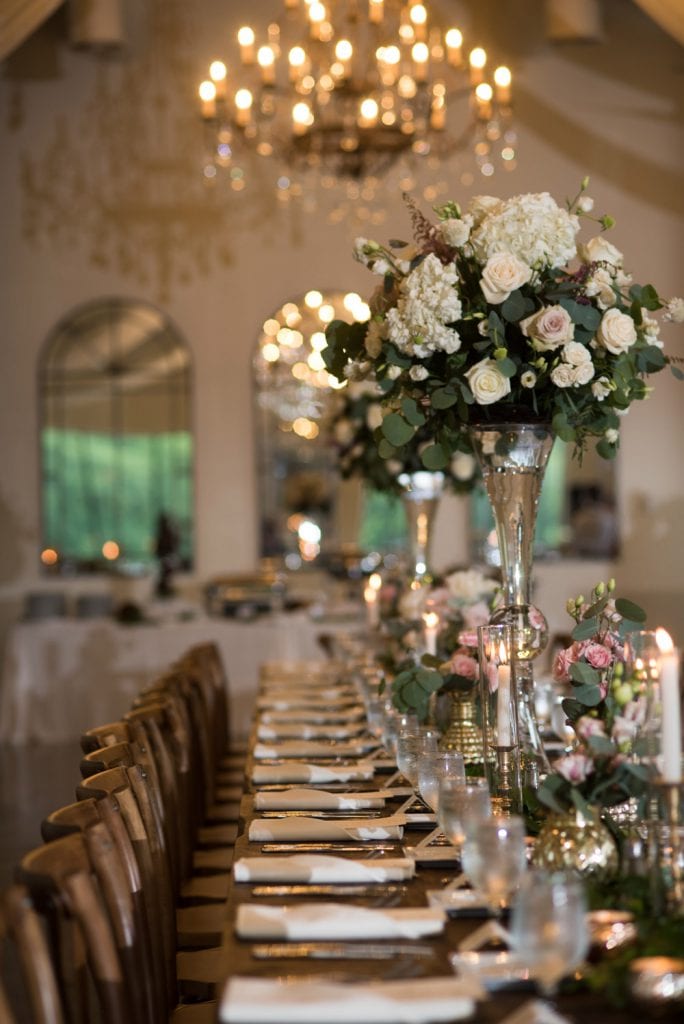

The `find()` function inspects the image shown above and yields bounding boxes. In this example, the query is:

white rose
[550,363,576,388]
[592,377,611,400]
[578,196,594,212]
[409,365,429,381]
[573,361,595,385]
[664,297,684,323]
[562,341,592,366]
[480,253,532,304]
[596,308,637,355]
[584,267,616,310]
[439,217,472,248]
[386,364,402,380]
[520,370,537,388]
[366,403,384,430]
[580,235,624,269]
[605,428,619,443]
[520,304,575,350]
[465,358,512,405]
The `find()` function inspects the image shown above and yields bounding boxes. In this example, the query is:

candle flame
[656,627,674,655]
[498,640,508,664]
[368,572,382,591]
[423,611,439,629]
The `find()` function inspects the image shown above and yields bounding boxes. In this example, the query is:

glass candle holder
[478,624,523,815]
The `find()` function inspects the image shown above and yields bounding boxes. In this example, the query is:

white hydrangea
[385,253,462,356]
[584,267,617,310]
[445,568,499,603]
[664,297,684,323]
[470,192,580,270]
[467,195,503,226]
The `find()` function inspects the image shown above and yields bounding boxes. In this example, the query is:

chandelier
[198,0,515,194]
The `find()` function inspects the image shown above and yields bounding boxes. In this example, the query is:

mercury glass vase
[398,470,445,588]
[469,421,554,785]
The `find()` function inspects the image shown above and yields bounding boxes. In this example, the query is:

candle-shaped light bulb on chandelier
[493,65,512,104]
[199,79,217,119]
[469,46,487,84]
[237,26,255,64]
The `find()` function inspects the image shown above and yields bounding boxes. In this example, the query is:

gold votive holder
[629,957,684,1010]
[585,909,637,959]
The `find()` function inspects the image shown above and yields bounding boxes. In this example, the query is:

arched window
[39,297,193,573]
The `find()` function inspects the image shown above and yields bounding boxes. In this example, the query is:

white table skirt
[0,611,347,744]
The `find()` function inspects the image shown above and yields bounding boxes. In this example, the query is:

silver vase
[398,470,444,589]
[469,421,554,785]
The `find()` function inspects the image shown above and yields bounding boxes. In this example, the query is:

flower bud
[595,581,605,598]
[607,578,616,592]
[575,595,584,606]
[494,347,508,360]
[581,176,590,190]
[566,599,575,615]
[613,662,624,678]
[601,214,616,230]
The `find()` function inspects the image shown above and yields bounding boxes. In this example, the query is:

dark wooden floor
[1,740,82,1021]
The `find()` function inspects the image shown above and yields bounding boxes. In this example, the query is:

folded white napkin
[248,813,405,842]
[260,685,357,700]
[498,999,573,1024]
[260,707,365,724]
[220,975,477,1024]
[232,853,415,883]
[251,762,375,785]
[235,901,445,941]
[256,723,363,741]
[253,738,379,760]
[254,788,385,811]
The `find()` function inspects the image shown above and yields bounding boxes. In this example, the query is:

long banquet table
[208,660,680,1024]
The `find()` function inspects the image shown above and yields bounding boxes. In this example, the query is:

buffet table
[0,610,354,744]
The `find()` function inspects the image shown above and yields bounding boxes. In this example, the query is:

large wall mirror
[255,290,618,571]
[39,297,193,574]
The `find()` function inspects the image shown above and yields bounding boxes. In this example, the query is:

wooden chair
[0,884,64,1024]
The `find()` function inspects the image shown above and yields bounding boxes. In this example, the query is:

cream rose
[520,305,574,351]
[439,217,472,248]
[480,253,532,304]
[596,308,637,355]
[580,235,624,269]
[562,341,592,366]
[465,358,511,405]
[550,363,576,388]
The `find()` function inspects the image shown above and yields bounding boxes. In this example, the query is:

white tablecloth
[0,611,346,744]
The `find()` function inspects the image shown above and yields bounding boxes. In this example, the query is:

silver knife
[259,843,398,853]
[251,942,436,960]
[250,884,407,897]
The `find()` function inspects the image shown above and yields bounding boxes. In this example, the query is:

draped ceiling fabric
[632,0,684,46]
[0,0,64,62]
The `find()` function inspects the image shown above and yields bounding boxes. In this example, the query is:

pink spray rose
[583,643,612,670]
[576,715,606,740]
[450,651,479,680]
[463,601,491,630]
[556,752,595,784]
[458,629,480,649]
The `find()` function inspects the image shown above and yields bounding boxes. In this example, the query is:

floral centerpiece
[323,180,682,464]
[329,381,478,494]
[389,568,499,722]
[537,579,651,818]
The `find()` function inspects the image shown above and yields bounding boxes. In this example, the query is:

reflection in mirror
[40,297,193,574]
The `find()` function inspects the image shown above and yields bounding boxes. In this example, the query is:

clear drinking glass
[509,870,590,995]
[436,776,491,848]
[417,750,465,811]
[395,731,421,787]
[460,814,527,914]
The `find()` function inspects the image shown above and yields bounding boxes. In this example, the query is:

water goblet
[417,750,465,812]
[436,776,491,850]
[509,870,590,995]
[460,814,527,915]
[395,731,421,788]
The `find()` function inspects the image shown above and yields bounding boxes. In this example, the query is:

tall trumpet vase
[398,470,445,589]
[469,422,554,784]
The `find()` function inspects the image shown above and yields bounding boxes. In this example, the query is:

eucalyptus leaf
[571,681,603,706]
[401,397,426,427]
[381,412,416,447]
[430,387,459,410]
[587,735,616,757]
[497,356,517,378]
[572,616,600,641]
[615,598,647,623]
[421,443,449,470]
[378,438,398,459]
[570,661,601,686]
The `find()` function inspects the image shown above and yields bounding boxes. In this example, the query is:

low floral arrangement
[389,568,499,720]
[328,380,478,494]
[324,180,682,466]
[537,579,651,817]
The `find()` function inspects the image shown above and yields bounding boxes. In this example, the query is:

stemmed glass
[509,870,590,995]
[460,815,528,916]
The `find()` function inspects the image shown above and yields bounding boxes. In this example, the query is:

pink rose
[553,645,578,684]
[556,752,595,784]
[611,715,638,747]
[584,643,612,670]
[463,601,491,630]
[623,695,647,727]
[528,605,546,631]
[451,652,479,681]
[576,715,606,740]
